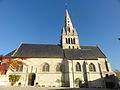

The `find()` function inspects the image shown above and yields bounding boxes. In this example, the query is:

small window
[72,46,74,49]
[56,63,63,72]
[76,62,81,71]
[42,63,49,72]
[16,64,23,72]
[89,63,96,72]
[69,46,70,49]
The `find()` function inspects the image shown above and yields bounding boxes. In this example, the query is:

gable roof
[4,50,16,57]
[64,49,98,60]
[81,46,106,58]
[4,43,106,59]
[11,44,64,58]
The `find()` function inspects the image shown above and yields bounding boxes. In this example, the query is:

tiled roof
[4,43,106,59]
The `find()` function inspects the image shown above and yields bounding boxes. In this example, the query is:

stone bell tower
[61,9,80,49]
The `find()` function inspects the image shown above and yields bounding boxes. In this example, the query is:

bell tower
[61,9,80,49]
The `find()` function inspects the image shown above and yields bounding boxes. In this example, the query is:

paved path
[0,86,118,90]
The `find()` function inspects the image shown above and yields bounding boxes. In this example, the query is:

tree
[0,57,27,75]
[74,78,81,88]
[9,74,21,86]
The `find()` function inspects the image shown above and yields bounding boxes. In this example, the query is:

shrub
[9,74,21,86]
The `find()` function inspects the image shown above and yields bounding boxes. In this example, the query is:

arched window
[71,38,73,44]
[69,46,70,49]
[16,64,23,72]
[73,38,75,44]
[56,63,62,72]
[76,62,81,71]
[89,63,96,72]
[42,63,49,72]
[68,27,70,32]
[68,38,70,44]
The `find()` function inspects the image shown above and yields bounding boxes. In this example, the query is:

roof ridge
[21,43,60,46]
[12,43,22,57]
[81,46,97,47]
[96,46,106,58]
[20,44,97,47]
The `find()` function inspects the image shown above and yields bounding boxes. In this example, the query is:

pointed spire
[64,9,73,30]
[62,27,66,35]
[61,9,80,49]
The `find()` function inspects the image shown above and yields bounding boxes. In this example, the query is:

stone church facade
[0,9,116,88]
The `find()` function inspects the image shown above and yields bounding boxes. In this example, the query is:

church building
[0,9,116,88]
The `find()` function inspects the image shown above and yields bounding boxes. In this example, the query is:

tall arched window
[56,63,62,72]
[68,38,70,44]
[76,62,81,71]
[89,63,96,72]
[71,38,73,44]
[68,27,70,32]
[16,64,23,72]
[42,63,49,72]
[73,38,75,44]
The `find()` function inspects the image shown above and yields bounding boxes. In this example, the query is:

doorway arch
[28,73,36,86]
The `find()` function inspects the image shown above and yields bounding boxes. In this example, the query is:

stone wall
[0,57,115,88]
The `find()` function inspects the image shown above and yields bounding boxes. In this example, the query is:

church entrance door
[28,73,36,86]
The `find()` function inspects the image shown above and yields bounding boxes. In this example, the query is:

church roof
[7,43,64,58]
[5,43,106,60]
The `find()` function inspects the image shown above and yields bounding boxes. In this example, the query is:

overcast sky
[0,0,120,70]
